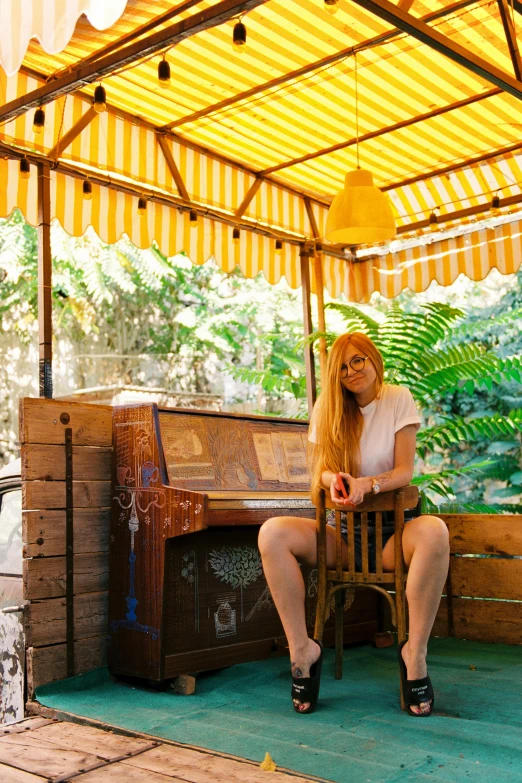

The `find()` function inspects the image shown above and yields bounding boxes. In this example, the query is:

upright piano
[108,404,377,683]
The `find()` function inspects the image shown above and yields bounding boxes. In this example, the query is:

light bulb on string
[233,20,246,53]
[82,179,92,200]
[232,227,240,245]
[491,194,501,216]
[32,108,45,135]
[137,197,147,216]
[158,56,171,88]
[428,210,438,232]
[275,239,283,255]
[324,0,339,14]
[93,84,106,113]
[189,210,198,227]
[19,157,31,180]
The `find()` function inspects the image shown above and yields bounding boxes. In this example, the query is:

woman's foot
[291,638,322,712]
[400,641,432,715]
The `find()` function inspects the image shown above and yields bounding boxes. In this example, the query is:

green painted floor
[36,638,522,783]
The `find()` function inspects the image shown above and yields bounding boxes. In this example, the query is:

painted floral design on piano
[208,546,263,622]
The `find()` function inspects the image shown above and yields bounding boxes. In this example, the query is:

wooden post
[313,249,328,383]
[37,162,52,399]
[300,244,316,417]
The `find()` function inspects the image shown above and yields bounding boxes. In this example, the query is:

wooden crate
[433,514,522,644]
[20,398,112,697]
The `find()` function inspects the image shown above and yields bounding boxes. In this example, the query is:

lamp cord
[354,51,360,169]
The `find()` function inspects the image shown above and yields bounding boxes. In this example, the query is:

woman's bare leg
[382,515,449,714]
[258,515,346,712]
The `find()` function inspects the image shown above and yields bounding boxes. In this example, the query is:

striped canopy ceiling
[1,0,522,300]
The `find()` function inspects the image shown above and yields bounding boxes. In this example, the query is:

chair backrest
[319,486,419,583]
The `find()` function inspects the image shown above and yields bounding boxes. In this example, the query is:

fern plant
[319,301,522,513]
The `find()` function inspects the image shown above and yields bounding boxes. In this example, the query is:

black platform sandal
[398,640,434,717]
[291,640,324,715]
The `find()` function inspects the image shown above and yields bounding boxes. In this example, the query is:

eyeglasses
[340,356,369,379]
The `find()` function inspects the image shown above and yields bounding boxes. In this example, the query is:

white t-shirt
[308,384,421,478]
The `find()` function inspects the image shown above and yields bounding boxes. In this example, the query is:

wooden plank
[0,718,53,735]
[22,444,112,481]
[0,734,104,779]
[124,744,316,783]
[0,765,45,782]
[440,514,522,555]
[25,592,108,646]
[15,721,152,760]
[23,480,111,509]
[432,597,522,644]
[450,556,522,600]
[48,107,97,159]
[24,553,109,600]
[78,764,180,781]
[26,636,107,695]
[19,398,112,446]
[23,508,110,557]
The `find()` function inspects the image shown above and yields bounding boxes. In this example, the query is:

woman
[258,332,449,717]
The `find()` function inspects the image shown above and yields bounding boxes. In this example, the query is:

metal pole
[37,162,53,398]
[300,244,317,417]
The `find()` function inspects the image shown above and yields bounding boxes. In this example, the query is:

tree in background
[0,211,305,463]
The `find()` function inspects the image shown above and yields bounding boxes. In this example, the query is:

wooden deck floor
[0,717,322,783]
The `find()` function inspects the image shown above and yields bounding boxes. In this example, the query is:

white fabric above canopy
[0,0,129,77]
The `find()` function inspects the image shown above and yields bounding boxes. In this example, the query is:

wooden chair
[313,485,419,710]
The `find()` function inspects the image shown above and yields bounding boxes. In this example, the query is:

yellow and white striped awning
[2,0,522,300]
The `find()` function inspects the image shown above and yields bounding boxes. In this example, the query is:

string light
[491,194,501,216]
[324,0,339,14]
[232,227,240,245]
[82,179,92,200]
[93,85,107,113]
[275,239,283,254]
[189,210,198,227]
[158,56,171,88]
[32,108,45,135]
[428,210,438,232]
[19,158,30,180]
[233,20,246,53]
[137,197,147,216]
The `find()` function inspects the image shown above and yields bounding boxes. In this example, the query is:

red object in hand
[335,473,349,499]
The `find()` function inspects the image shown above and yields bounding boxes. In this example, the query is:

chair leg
[314,571,327,643]
[335,589,344,680]
[395,583,408,711]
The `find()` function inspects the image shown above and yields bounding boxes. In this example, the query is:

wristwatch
[370,477,381,495]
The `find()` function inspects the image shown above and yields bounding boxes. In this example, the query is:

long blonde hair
[310,332,384,502]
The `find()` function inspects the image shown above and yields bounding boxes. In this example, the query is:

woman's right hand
[330,472,356,507]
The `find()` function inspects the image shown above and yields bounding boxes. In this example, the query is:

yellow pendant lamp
[325,53,396,247]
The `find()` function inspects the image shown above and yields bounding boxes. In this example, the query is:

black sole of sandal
[398,640,434,717]
[291,640,324,715]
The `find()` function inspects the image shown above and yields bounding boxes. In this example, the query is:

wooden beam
[396,191,522,234]
[314,252,328,383]
[300,245,317,417]
[73,0,205,68]
[259,88,500,175]
[398,0,414,9]
[235,178,263,218]
[156,133,191,202]
[0,0,270,125]
[48,107,97,160]
[0,140,346,261]
[163,0,477,131]
[37,163,52,399]
[351,0,522,101]
[383,139,522,192]
[498,0,522,80]
[304,198,327,382]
